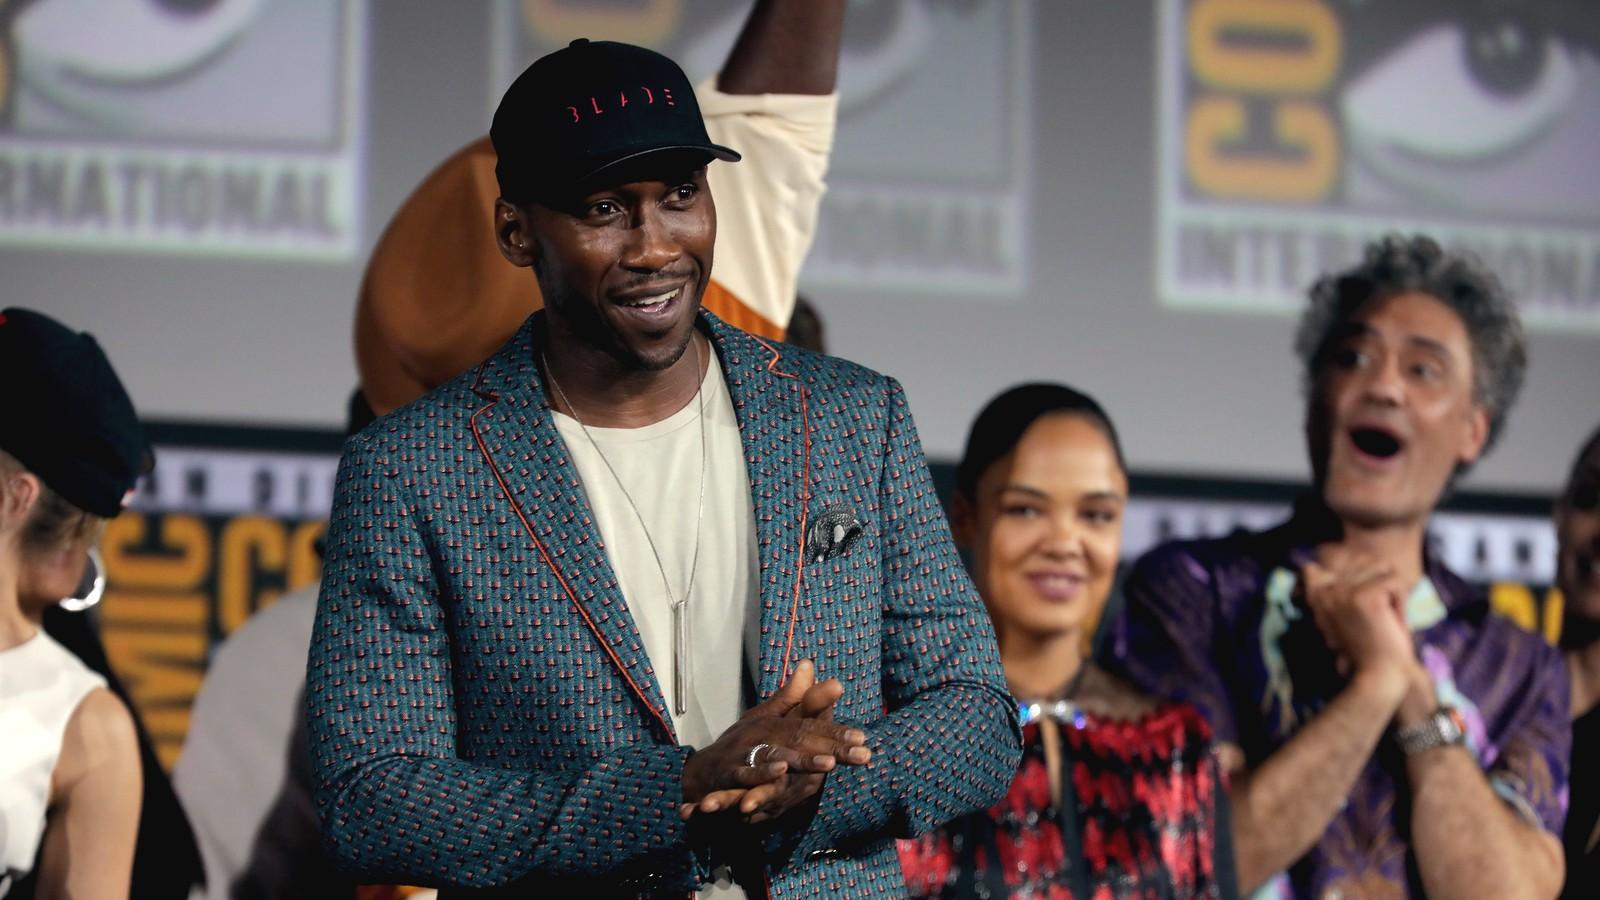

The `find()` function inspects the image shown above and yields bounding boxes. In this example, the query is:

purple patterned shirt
[1102,501,1570,898]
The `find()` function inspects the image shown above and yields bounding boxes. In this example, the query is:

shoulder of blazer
[347,316,538,453]
[706,310,898,405]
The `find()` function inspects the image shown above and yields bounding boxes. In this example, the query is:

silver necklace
[1016,660,1092,727]
[543,339,708,717]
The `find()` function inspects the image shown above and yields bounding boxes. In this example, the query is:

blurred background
[3,0,1596,767]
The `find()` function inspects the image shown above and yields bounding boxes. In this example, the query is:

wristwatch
[1395,706,1468,755]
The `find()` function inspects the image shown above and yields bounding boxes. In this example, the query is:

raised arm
[699,0,847,340]
[718,0,847,96]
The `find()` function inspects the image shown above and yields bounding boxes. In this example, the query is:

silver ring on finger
[744,742,772,768]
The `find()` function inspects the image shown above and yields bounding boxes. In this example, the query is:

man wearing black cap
[0,308,145,898]
[305,9,1020,899]
[355,2,842,416]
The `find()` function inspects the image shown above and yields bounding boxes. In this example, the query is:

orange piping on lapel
[468,359,497,401]
[469,400,678,745]
[750,335,810,680]
[784,389,811,679]
[750,334,799,380]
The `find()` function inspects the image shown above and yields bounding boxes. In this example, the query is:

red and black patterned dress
[898,700,1237,899]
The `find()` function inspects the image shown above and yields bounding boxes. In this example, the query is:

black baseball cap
[491,38,740,204]
[0,308,151,518]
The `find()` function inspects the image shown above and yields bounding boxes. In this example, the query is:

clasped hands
[1300,546,1437,726]
[680,660,870,825]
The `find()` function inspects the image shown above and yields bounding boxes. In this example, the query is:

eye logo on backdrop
[493,0,1034,295]
[1158,0,1600,328]
[0,0,367,260]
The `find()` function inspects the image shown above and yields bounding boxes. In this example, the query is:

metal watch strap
[1395,706,1466,755]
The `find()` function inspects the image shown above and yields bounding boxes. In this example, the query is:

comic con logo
[1163,0,1600,321]
[1180,0,1597,216]
[0,0,361,259]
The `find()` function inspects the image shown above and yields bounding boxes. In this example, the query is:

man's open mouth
[1349,426,1404,460]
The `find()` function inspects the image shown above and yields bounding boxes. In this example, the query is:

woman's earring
[60,546,106,612]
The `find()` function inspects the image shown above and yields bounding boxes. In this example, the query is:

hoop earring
[60,546,106,613]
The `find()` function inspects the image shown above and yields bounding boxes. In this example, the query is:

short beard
[542,281,696,374]
[634,329,695,371]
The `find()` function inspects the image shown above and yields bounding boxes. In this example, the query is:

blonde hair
[0,450,106,552]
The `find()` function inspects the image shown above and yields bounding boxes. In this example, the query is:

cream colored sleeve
[700,80,838,333]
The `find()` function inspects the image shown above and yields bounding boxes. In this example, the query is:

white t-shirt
[552,353,759,753]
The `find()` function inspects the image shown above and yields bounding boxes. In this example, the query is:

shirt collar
[1277,492,1473,620]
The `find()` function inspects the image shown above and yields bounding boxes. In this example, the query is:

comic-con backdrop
[8,3,1594,494]
[1159,0,1600,327]
[9,1,1591,309]
[99,425,1567,769]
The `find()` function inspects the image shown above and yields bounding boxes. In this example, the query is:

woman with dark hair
[0,308,145,898]
[898,383,1237,899]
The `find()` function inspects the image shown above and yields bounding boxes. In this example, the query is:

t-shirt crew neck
[551,353,759,756]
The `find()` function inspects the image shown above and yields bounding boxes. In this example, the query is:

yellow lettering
[1545,588,1565,645]
[102,514,210,588]
[1185,96,1338,201]
[140,710,197,771]
[289,520,325,591]
[101,612,207,706]
[1491,582,1539,633]
[100,596,207,769]
[218,517,287,638]
[1189,0,1340,94]
[101,592,208,629]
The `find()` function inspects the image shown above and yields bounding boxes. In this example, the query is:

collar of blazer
[466,309,814,743]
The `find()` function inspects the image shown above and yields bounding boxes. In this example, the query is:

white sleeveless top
[0,630,107,897]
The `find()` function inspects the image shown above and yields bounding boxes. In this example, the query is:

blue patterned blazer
[306,311,1020,898]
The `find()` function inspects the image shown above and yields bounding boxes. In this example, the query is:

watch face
[1399,706,1471,754]
[1439,708,1466,743]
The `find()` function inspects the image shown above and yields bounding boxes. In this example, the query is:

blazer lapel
[709,315,812,699]
[468,319,677,742]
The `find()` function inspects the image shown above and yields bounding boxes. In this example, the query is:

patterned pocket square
[805,503,863,564]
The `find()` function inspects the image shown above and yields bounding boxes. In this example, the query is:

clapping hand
[1301,546,1416,695]
[680,660,870,824]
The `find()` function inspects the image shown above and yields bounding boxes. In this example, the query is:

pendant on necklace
[672,601,689,716]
